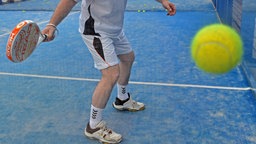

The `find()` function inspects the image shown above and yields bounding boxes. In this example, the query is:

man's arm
[42,0,77,41]
[156,0,176,16]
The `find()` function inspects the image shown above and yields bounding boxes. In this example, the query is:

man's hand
[42,24,57,42]
[161,0,176,16]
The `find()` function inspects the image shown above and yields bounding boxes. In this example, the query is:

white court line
[0,72,253,91]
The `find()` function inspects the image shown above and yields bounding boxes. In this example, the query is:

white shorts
[81,32,132,70]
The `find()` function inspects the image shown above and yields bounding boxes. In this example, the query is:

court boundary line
[0,72,254,91]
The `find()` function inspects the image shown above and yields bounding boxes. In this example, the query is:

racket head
[6,20,41,63]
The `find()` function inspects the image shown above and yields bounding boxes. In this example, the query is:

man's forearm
[156,0,169,3]
[49,0,77,26]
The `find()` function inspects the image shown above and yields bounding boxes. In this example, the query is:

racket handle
[37,34,47,46]
[43,34,48,41]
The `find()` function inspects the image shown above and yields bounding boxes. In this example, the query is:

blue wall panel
[213,0,242,32]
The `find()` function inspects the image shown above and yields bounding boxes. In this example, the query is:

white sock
[89,105,103,129]
[117,83,129,100]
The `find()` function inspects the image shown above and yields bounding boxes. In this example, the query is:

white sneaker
[112,93,145,112]
[84,121,122,144]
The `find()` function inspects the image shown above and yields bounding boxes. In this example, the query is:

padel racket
[6,20,47,63]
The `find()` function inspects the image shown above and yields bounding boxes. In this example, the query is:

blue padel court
[1,0,256,143]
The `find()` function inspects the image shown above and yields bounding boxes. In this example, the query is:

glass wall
[241,0,256,88]
[213,0,256,90]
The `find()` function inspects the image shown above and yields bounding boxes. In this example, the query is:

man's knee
[119,51,135,63]
[101,65,120,84]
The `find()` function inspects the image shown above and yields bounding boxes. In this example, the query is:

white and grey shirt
[75,0,127,37]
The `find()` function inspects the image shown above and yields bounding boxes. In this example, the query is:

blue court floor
[1,0,256,144]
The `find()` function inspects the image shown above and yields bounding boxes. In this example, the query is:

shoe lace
[131,100,139,108]
[100,126,113,138]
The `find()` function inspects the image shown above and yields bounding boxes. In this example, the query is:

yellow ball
[191,24,243,74]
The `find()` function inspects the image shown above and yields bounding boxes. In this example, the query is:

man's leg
[113,51,145,111]
[116,51,134,100]
[118,51,135,86]
[90,65,119,128]
[92,65,119,109]
[85,65,122,144]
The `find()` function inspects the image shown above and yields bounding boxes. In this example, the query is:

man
[42,0,176,143]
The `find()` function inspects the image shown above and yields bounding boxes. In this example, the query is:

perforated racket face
[6,20,40,62]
